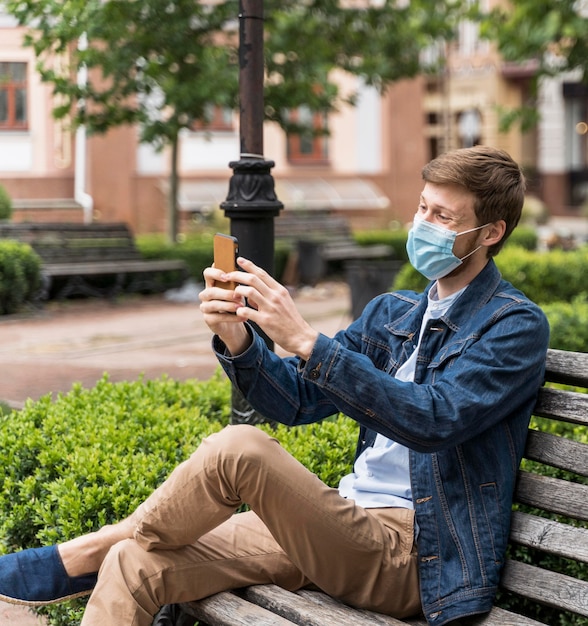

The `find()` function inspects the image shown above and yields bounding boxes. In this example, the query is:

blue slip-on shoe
[0,545,97,606]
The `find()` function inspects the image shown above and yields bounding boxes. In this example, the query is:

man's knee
[203,424,277,461]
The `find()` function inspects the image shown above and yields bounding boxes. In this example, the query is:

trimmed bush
[497,246,588,305]
[393,246,588,306]
[0,185,12,221]
[354,226,537,263]
[542,297,588,352]
[0,240,41,313]
[0,373,357,625]
[136,231,291,284]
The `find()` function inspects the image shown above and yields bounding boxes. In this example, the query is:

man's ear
[482,220,506,248]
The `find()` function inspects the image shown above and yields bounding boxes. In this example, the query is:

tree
[5,0,466,242]
[478,0,588,131]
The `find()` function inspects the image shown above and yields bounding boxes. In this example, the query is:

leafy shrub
[0,240,41,313]
[0,185,12,221]
[497,246,588,305]
[136,231,291,284]
[0,373,356,625]
[542,297,588,352]
[393,246,588,306]
[354,226,537,263]
[392,246,588,352]
[353,229,411,261]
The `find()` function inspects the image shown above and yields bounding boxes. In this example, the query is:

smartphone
[213,233,239,290]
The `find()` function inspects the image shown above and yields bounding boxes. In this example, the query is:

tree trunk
[167,133,180,244]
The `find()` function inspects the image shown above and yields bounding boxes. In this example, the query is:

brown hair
[421,145,526,256]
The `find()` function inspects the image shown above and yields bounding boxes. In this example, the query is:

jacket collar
[438,259,502,331]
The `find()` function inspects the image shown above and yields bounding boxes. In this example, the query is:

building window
[0,62,27,130]
[287,106,329,164]
[192,105,234,132]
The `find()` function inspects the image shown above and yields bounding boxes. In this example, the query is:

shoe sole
[0,588,92,607]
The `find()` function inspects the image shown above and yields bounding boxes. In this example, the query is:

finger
[233,257,283,295]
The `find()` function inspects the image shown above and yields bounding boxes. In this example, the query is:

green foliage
[393,245,588,306]
[497,246,588,305]
[0,372,357,625]
[137,231,214,281]
[258,417,357,489]
[497,403,588,626]
[5,0,467,241]
[355,226,537,266]
[542,297,588,352]
[477,0,588,131]
[0,241,41,314]
[392,245,588,351]
[353,229,410,261]
[137,230,296,285]
[0,185,12,221]
[0,373,231,625]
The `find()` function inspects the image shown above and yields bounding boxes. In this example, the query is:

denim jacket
[214,260,550,625]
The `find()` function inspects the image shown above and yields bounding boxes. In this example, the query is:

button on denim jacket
[214,260,550,626]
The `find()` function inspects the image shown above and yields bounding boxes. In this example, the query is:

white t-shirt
[338,284,465,508]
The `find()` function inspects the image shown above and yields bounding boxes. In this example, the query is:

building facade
[0,6,585,237]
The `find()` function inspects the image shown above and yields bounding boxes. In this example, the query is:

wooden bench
[176,348,588,626]
[275,211,393,285]
[0,222,189,300]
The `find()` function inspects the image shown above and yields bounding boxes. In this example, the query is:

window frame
[0,61,28,131]
[286,106,329,165]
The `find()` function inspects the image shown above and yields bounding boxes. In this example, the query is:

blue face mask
[406,217,489,280]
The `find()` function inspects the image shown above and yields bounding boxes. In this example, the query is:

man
[0,146,549,625]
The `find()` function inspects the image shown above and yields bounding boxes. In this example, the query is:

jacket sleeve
[214,297,549,452]
[296,301,549,452]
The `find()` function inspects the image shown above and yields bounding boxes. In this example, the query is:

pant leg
[81,511,310,626]
[82,425,420,625]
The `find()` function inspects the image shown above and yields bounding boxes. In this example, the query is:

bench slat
[43,259,187,277]
[295,588,426,625]
[500,559,588,617]
[515,471,588,521]
[475,605,547,625]
[510,510,588,562]
[178,348,588,626]
[243,585,415,626]
[545,349,588,388]
[534,387,588,426]
[182,590,297,625]
[525,429,588,475]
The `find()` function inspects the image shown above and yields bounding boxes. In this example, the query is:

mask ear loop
[455,223,491,262]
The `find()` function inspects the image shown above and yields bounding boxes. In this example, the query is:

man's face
[416,182,483,260]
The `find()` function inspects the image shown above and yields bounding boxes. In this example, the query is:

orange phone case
[213,233,238,290]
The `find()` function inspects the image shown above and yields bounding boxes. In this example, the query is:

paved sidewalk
[0,281,352,409]
[0,281,352,624]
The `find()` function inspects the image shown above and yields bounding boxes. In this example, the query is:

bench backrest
[274,211,351,242]
[0,222,141,263]
[502,348,588,623]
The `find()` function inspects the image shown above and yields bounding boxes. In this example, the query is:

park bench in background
[177,348,588,626]
[0,222,189,300]
[275,210,394,285]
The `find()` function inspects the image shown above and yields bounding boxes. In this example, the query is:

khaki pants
[81,425,420,626]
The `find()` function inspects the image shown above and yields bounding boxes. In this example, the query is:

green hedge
[136,226,537,285]
[354,226,537,262]
[0,185,12,221]
[393,245,588,306]
[0,371,585,625]
[0,241,41,313]
[392,246,588,352]
[136,231,291,284]
[0,373,356,625]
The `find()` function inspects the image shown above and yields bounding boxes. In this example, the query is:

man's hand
[200,258,319,360]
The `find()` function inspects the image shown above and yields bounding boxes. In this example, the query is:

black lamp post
[221,0,283,424]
